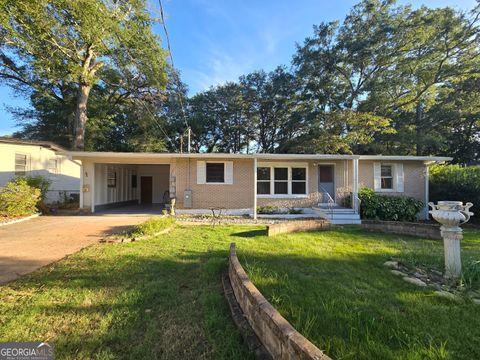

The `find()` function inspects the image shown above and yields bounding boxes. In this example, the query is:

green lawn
[240,227,480,360]
[0,223,479,359]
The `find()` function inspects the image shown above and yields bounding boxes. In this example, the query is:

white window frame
[15,153,28,176]
[256,162,308,198]
[197,161,233,185]
[380,164,394,191]
[374,162,404,193]
[48,158,59,175]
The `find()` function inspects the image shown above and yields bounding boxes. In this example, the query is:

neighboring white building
[0,138,81,203]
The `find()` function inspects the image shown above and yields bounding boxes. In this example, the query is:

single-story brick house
[66,151,450,223]
[0,138,81,203]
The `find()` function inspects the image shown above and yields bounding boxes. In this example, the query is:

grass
[0,225,255,360]
[0,224,479,359]
[130,216,175,238]
[240,227,480,360]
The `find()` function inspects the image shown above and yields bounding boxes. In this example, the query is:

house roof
[0,137,67,152]
[66,151,452,163]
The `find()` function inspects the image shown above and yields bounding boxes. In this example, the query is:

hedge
[359,188,424,222]
[429,164,480,222]
[0,178,41,217]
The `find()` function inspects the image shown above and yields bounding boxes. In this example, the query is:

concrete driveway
[0,215,151,284]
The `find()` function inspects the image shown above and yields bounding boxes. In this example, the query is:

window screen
[381,165,393,189]
[291,167,306,194]
[107,167,116,188]
[274,168,288,194]
[257,167,271,194]
[206,163,225,183]
[15,153,27,175]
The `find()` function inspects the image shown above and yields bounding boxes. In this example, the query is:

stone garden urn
[428,201,474,279]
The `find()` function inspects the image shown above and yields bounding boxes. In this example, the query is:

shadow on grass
[0,245,252,360]
[229,229,267,238]
[236,249,480,360]
[1,226,479,360]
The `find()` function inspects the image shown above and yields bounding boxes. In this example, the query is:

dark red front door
[140,176,153,204]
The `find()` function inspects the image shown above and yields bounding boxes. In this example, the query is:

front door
[318,165,335,203]
[140,176,153,204]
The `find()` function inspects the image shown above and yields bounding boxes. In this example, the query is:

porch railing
[351,192,361,215]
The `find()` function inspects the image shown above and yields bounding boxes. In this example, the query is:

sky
[0,0,477,135]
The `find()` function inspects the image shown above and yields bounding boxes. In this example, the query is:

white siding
[0,143,80,203]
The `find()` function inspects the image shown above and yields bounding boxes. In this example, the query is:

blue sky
[0,0,477,135]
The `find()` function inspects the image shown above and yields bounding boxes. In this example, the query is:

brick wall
[267,219,330,236]
[173,158,254,209]
[228,243,332,360]
[362,220,441,240]
[358,160,426,201]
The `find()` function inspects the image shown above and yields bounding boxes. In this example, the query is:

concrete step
[312,207,361,224]
[313,206,356,213]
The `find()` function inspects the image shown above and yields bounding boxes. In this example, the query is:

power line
[158,0,191,133]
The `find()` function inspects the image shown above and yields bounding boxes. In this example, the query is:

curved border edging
[0,213,40,227]
[361,220,441,240]
[266,219,330,236]
[228,243,332,360]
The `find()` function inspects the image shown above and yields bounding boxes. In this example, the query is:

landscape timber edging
[361,220,441,240]
[0,213,40,227]
[266,219,330,236]
[228,243,332,360]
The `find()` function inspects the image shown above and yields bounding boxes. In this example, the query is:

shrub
[257,205,279,214]
[0,178,41,217]
[131,216,176,237]
[17,175,51,201]
[359,187,424,222]
[430,164,480,222]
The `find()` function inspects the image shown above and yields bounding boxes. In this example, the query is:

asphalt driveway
[0,215,150,284]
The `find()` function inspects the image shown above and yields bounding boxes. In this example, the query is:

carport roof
[66,151,452,163]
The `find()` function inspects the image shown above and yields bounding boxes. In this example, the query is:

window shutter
[373,162,381,191]
[395,163,404,192]
[197,161,206,184]
[225,161,233,184]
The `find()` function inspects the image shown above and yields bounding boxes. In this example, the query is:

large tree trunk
[74,83,92,150]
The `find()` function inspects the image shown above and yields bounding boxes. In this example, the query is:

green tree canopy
[0,0,168,149]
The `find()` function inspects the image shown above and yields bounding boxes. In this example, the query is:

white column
[352,158,359,212]
[91,163,95,213]
[424,165,430,220]
[79,163,84,209]
[253,157,257,220]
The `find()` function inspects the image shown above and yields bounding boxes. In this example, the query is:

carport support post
[79,163,84,209]
[91,163,95,213]
[253,157,257,220]
[352,158,359,213]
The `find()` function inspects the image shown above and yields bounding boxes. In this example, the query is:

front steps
[313,205,361,225]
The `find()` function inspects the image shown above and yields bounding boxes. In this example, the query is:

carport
[67,152,175,214]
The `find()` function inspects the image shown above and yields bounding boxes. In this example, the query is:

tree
[240,67,297,153]
[367,4,480,155]
[0,0,167,149]
[290,0,399,153]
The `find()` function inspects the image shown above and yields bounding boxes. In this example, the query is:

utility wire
[158,0,191,132]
